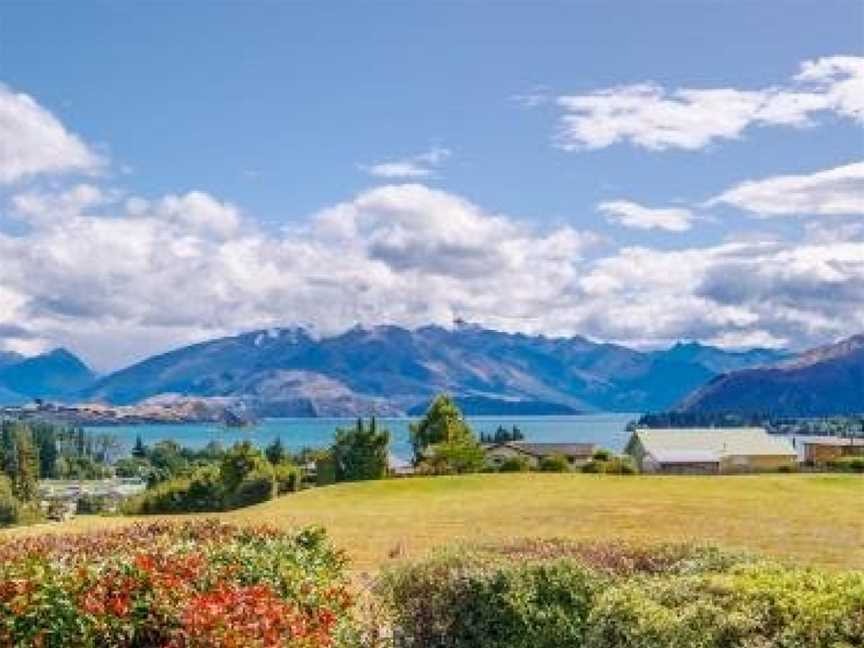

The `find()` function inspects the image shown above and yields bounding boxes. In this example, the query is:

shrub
[0,477,19,526]
[76,493,117,515]
[539,453,571,472]
[378,549,605,648]
[827,456,864,473]
[273,461,302,494]
[0,521,355,646]
[377,543,863,648]
[592,449,612,462]
[222,465,276,509]
[498,456,531,472]
[583,455,637,475]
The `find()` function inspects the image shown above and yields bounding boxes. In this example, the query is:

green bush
[827,456,864,473]
[0,476,20,526]
[378,550,604,648]
[583,456,637,475]
[377,543,863,648]
[273,461,302,494]
[539,453,571,472]
[223,466,276,509]
[498,456,532,472]
[592,449,612,462]
[76,494,117,515]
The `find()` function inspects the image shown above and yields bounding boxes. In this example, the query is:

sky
[0,1,862,372]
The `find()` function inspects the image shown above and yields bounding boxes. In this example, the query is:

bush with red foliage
[0,521,354,647]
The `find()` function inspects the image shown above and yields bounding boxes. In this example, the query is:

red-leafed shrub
[0,521,354,647]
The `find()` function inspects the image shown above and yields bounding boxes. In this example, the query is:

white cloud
[360,147,451,179]
[597,200,693,232]
[553,55,863,151]
[708,161,864,216]
[0,83,104,184]
[0,183,600,369]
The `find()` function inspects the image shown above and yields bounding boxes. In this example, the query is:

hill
[679,334,864,416]
[0,348,96,402]
[82,323,785,415]
[8,473,863,570]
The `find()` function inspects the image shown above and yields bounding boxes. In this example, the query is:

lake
[86,413,639,459]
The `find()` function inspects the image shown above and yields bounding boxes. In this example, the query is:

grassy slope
[5,473,863,571]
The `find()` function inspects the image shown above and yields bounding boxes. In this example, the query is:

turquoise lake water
[87,413,638,459]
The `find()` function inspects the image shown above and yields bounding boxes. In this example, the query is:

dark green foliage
[124,441,278,514]
[378,543,864,648]
[265,436,287,465]
[223,466,276,509]
[332,417,390,482]
[1,422,38,501]
[497,456,531,472]
[219,440,266,492]
[75,493,116,515]
[827,456,864,472]
[539,453,571,472]
[419,439,486,475]
[131,434,147,458]
[480,425,525,444]
[0,475,20,525]
[410,394,475,462]
[583,454,637,475]
[273,461,302,494]
[316,453,338,486]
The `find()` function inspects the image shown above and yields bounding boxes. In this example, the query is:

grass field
[5,473,863,571]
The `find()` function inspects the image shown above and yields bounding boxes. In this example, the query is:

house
[388,453,414,476]
[793,436,864,464]
[483,442,596,469]
[625,428,797,474]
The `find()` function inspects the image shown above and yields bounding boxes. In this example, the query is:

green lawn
[5,473,863,571]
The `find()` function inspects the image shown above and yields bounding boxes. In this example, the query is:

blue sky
[0,2,862,370]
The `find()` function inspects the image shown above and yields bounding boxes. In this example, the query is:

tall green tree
[332,417,390,482]
[2,424,39,502]
[410,394,475,462]
[265,436,287,465]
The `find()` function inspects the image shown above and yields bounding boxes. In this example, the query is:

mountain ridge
[77,324,789,415]
[677,334,864,417]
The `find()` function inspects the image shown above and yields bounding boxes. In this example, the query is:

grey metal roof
[633,427,796,458]
[487,442,596,457]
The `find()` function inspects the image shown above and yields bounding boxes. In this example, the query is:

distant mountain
[0,351,25,370]
[678,334,864,416]
[0,348,96,400]
[82,323,785,416]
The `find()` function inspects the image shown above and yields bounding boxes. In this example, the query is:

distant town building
[793,436,864,464]
[626,428,797,474]
[483,442,596,469]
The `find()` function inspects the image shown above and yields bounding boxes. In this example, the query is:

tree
[131,434,148,459]
[419,439,485,475]
[332,417,390,482]
[5,424,39,502]
[410,394,475,462]
[219,441,266,492]
[265,436,287,465]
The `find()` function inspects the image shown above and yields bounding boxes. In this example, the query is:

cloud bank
[553,55,863,151]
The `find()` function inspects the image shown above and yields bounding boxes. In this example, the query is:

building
[626,428,797,474]
[793,436,864,464]
[483,442,596,469]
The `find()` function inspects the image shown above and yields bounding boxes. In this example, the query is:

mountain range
[1,324,859,417]
[678,334,864,416]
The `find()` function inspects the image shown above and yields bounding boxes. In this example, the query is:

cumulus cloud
[707,161,864,216]
[573,240,864,349]
[553,55,863,151]
[0,84,104,184]
[3,179,862,369]
[0,183,601,369]
[360,147,451,179]
[597,200,693,232]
